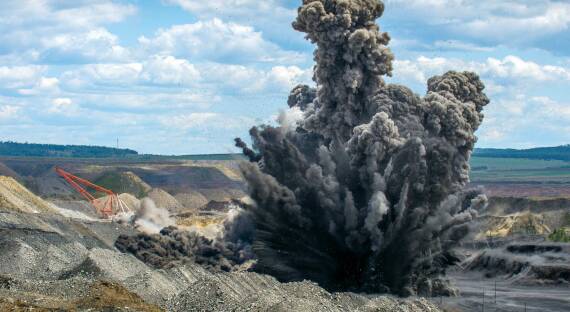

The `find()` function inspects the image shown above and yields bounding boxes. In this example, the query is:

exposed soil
[477,213,552,239]
[472,182,570,198]
[0,280,163,312]
[0,176,57,214]
[0,157,246,211]
[0,176,441,311]
[147,188,185,213]
[487,196,570,215]
[0,208,442,311]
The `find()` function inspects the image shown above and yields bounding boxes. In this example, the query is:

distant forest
[0,141,138,158]
[474,145,570,161]
[3,141,570,161]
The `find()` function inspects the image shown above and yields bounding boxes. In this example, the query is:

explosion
[114,0,490,297]
[115,206,255,272]
[235,0,489,296]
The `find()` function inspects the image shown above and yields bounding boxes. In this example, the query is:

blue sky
[0,0,569,154]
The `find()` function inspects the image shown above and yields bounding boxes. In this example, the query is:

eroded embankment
[0,206,442,311]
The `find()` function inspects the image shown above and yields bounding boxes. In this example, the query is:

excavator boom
[55,167,130,218]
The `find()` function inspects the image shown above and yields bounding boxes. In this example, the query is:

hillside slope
[94,171,152,198]
[0,176,57,214]
[0,210,441,311]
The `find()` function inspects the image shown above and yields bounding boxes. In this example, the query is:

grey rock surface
[0,210,442,311]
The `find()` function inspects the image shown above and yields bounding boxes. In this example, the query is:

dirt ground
[0,280,162,312]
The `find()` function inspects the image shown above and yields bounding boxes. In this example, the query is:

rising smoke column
[236,0,490,296]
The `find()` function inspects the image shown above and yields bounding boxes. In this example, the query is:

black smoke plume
[235,0,489,296]
[115,208,255,272]
[235,138,261,162]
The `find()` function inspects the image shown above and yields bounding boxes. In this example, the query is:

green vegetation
[475,145,570,161]
[470,157,570,170]
[94,172,149,198]
[548,228,570,243]
[0,142,137,158]
[469,156,570,183]
[134,153,245,161]
[0,141,245,161]
[3,141,570,167]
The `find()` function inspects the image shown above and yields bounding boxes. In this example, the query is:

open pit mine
[1,1,569,311]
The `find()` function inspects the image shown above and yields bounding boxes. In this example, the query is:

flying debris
[235,0,490,296]
[115,206,255,272]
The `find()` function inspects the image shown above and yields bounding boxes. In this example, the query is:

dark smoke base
[235,0,489,297]
[115,210,255,272]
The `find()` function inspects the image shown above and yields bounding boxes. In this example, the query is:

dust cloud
[235,0,490,296]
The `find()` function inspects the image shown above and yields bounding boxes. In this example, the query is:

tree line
[474,145,570,162]
[0,141,138,158]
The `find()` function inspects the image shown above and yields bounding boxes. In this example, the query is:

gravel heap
[0,176,58,214]
[119,192,141,211]
[465,243,570,285]
[148,188,185,213]
[174,190,209,212]
[0,209,442,311]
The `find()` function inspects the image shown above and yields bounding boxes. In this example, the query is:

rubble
[0,208,443,311]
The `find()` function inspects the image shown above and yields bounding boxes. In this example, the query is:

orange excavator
[55,167,131,219]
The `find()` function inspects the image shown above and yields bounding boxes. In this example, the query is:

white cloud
[0,105,19,119]
[480,128,506,142]
[433,40,494,52]
[0,1,136,64]
[141,55,200,86]
[392,57,469,84]
[267,66,312,90]
[0,1,136,29]
[163,0,295,28]
[61,58,199,89]
[60,57,311,98]
[61,63,143,88]
[49,97,74,114]
[0,1,313,154]
[531,96,570,121]
[78,91,218,111]
[203,63,312,94]
[166,112,219,130]
[42,52,312,123]
[460,3,570,42]
[1,0,568,154]
[392,55,570,85]
[163,0,308,63]
[18,77,60,95]
[0,65,46,89]
[138,19,303,64]
[384,0,570,51]
[40,28,131,63]
[165,0,284,14]
[164,112,254,131]
[485,56,570,81]
[476,94,570,148]
[389,54,570,148]
[52,97,72,106]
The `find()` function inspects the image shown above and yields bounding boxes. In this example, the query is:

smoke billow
[465,243,570,285]
[115,207,255,272]
[113,197,176,234]
[134,198,176,234]
[235,0,490,296]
